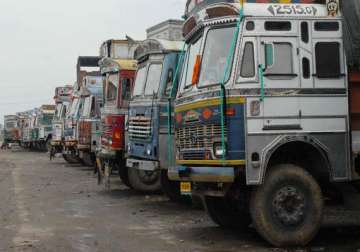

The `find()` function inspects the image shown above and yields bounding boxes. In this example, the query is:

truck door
[259,35,301,131]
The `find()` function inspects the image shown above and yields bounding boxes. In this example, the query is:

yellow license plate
[180,182,192,195]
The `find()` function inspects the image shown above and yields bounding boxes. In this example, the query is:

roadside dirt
[0,150,360,252]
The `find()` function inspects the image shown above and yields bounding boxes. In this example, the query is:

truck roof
[185,0,331,19]
[134,39,184,61]
[99,58,137,74]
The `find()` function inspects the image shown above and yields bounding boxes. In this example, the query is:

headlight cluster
[214,143,227,158]
[146,145,152,156]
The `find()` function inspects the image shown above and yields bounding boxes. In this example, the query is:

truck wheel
[118,166,132,189]
[63,154,79,164]
[160,170,191,204]
[81,152,94,167]
[204,196,251,229]
[250,164,323,247]
[127,167,161,193]
[45,140,51,153]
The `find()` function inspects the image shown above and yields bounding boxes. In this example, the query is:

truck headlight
[127,143,131,152]
[146,146,152,156]
[214,143,227,158]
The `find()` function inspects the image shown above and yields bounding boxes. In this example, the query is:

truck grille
[102,120,112,138]
[129,117,152,140]
[182,151,206,160]
[79,121,91,145]
[176,124,227,150]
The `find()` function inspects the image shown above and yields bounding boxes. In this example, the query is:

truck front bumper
[64,141,77,147]
[51,140,62,146]
[77,144,91,151]
[168,165,235,183]
[126,158,160,171]
[96,148,120,160]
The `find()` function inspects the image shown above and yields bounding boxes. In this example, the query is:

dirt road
[0,150,360,252]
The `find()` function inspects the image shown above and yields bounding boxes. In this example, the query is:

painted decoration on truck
[326,0,339,17]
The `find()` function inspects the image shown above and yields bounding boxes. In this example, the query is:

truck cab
[170,0,360,247]
[77,75,104,166]
[63,56,101,164]
[20,111,33,148]
[126,36,185,195]
[50,86,73,159]
[34,105,55,151]
[63,84,83,163]
[3,115,20,146]
[96,39,138,188]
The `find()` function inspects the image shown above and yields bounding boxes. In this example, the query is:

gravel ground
[1,150,360,252]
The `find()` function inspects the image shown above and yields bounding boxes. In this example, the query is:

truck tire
[63,154,79,164]
[45,140,51,153]
[160,170,191,204]
[118,166,132,189]
[250,164,323,247]
[127,167,161,193]
[81,152,94,167]
[204,196,251,229]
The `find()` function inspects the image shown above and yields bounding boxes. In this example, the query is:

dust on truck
[97,39,138,187]
[50,86,73,159]
[170,0,360,247]
[126,19,188,198]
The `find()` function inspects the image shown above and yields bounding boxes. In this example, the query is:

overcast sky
[0,0,186,123]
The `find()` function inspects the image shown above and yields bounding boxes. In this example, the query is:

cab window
[265,42,293,76]
[198,26,236,87]
[315,42,341,78]
[181,36,202,89]
[144,63,162,96]
[133,66,147,96]
[121,78,132,101]
[239,42,255,78]
[107,74,118,102]
[164,69,174,97]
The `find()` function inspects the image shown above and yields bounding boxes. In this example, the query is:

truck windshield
[40,114,53,125]
[198,26,236,87]
[60,104,67,119]
[69,98,79,116]
[133,66,147,96]
[107,74,118,102]
[55,104,62,119]
[144,63,162,96]
[82,97,92,117]
[179,35,203,90]
[6,122,16,129]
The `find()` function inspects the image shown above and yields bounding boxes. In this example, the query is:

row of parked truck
[4,0,360,247]
[3,106,55,150]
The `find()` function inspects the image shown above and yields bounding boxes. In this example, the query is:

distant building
[146,19,184,41]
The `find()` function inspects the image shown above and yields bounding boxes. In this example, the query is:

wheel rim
[272,186,306,226]
[137,170,159,185]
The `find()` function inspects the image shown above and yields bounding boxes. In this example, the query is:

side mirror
[264,43,274,70]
